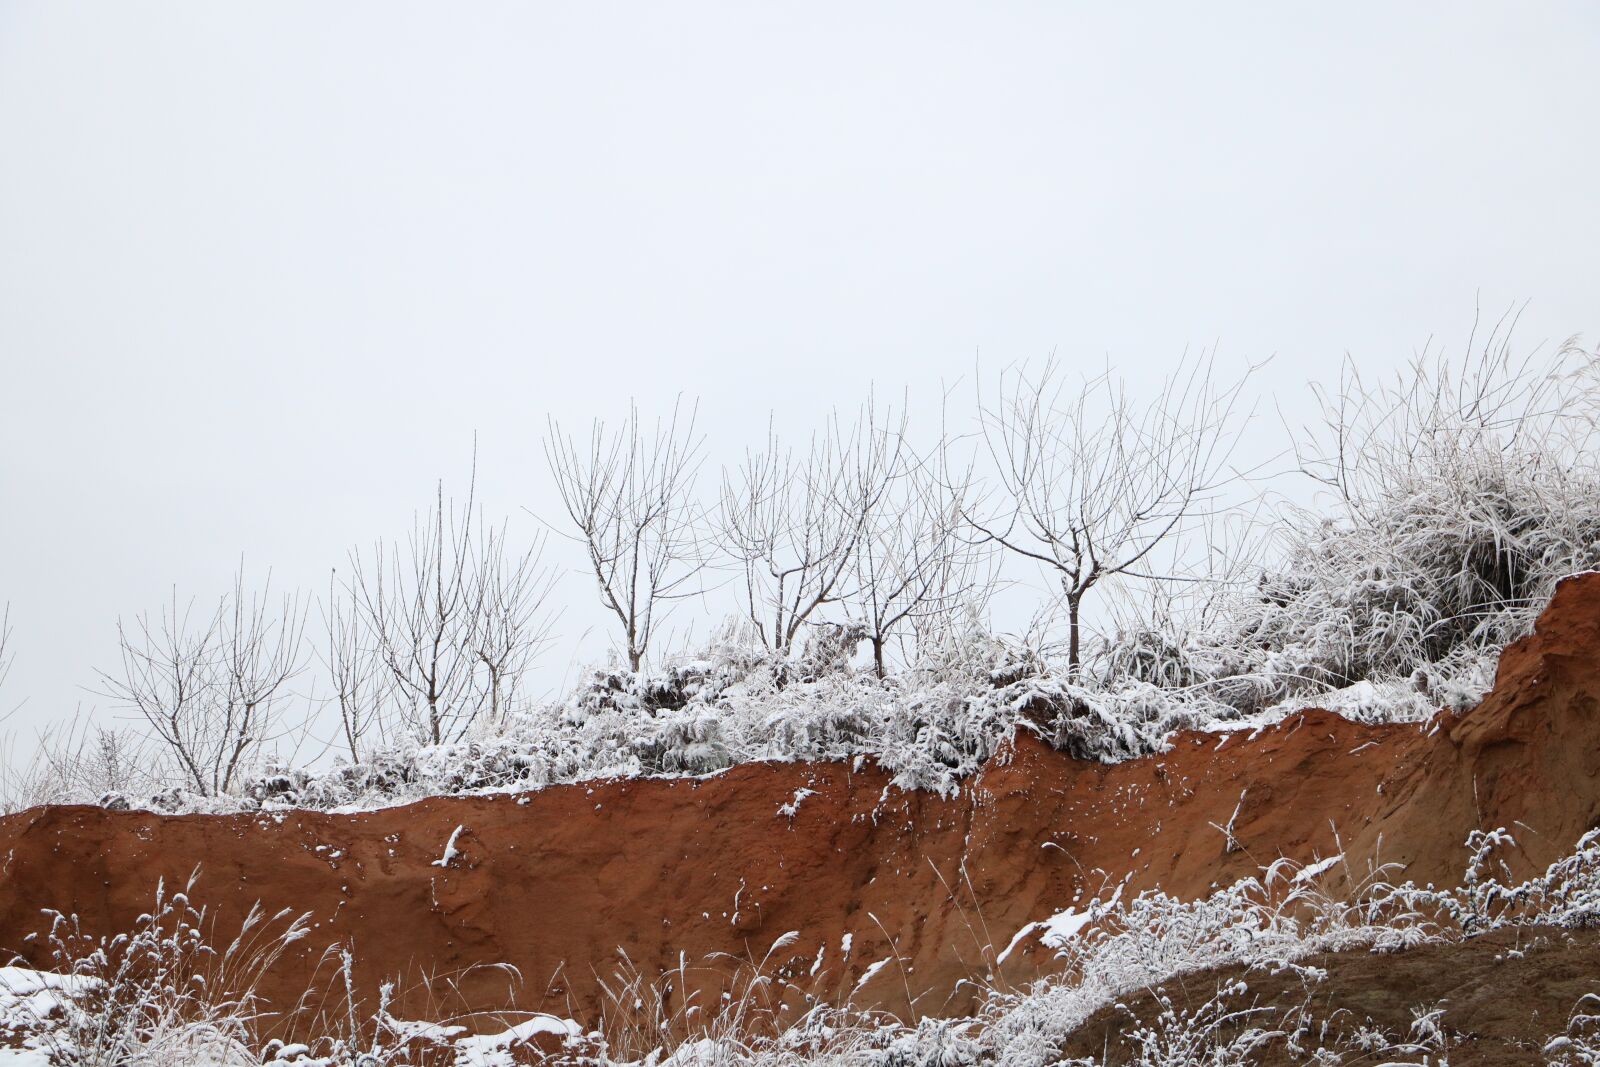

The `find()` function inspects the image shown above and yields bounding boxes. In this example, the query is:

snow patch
[431,825,465,868]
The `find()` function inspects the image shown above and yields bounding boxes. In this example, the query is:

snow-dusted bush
[123,594,1502,817]
[235,638,1028,811]
[1289,336,1600,653]
[216,615,1368,814]
[1208,437,1600,706]
[1098,340,1600,726]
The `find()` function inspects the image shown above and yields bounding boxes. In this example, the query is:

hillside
[4,572,1600,1056]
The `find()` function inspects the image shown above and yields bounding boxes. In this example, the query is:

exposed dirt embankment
[1056,925,1600,1066]
[4,575,1600,1028]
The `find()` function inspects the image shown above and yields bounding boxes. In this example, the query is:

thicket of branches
[94,571,308,797]
[335,477,558,752]
[1104,325,1600,717]
[545,399,706,672]
[5,329,1599,810]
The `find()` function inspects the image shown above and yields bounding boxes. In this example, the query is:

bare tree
[353,483,478,746]
[324,574,383,762]
[98,569,307,796]
[844,419,992,677]
[963,355,1249,675]
[719,406,897,657]
[472,520,559,727]
[215,570,307,791]
[544,399,705,672]
[346,474,556,747]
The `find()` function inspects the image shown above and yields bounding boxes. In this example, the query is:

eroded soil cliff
[4,574,1600,1029]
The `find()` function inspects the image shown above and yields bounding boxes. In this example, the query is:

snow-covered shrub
[1381,826,1600,936]
[1220,448,1600,698]
[1062,981,1281,1067]
[136,599,1498,816]
[1090,341,1600,730]
[193,625,1041,810]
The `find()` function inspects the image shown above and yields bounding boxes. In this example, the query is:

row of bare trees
[86,356,1243,795]
[545,356,1247,679]
[545,395,988,678]
[96,476,558,795]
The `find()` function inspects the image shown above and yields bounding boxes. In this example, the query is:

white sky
[1,3,1596,752]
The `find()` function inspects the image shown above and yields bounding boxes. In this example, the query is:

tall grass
[1,871,308,1066]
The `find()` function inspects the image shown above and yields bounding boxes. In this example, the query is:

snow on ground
[0,969,94,1025]
[996,884,1127,965]
[0,1052,52,1067]
[452,1015,583,1067]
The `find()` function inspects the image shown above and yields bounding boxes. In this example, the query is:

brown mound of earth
[1055,925,1600,1066]
[3,574,1600,1032]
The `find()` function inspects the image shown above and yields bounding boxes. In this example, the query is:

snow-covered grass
[564,826,1600,1067]
[582,827,1600,1067]
[0,873,309,1067]
[1548,995,1600,1066]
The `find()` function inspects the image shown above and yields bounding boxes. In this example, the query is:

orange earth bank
[3,574,1599,1027]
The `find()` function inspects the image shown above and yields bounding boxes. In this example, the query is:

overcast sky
[1,3,1596,752]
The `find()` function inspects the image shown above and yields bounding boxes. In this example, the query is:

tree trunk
[1066,592,1082,678]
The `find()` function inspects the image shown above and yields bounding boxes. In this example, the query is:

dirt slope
[1056,925,1600,1065]
[4,574,1600,1029]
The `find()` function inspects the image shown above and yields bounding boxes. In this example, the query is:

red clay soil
[3,574,1600,1032]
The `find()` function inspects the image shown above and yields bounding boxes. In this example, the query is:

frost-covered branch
[544,398,706,672]
[344,465,556,748]
[962,354,1251,675]
[718,403,897,658]
[96,566,306,796]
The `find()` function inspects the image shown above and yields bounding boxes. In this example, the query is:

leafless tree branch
[97,567,306,796]
[544,398,705,672]
[960,353,1252,674]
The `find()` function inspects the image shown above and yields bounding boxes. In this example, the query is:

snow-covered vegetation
[4,828,1600,1065]
[4,333,1598,815]
[0,874,307,1066]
